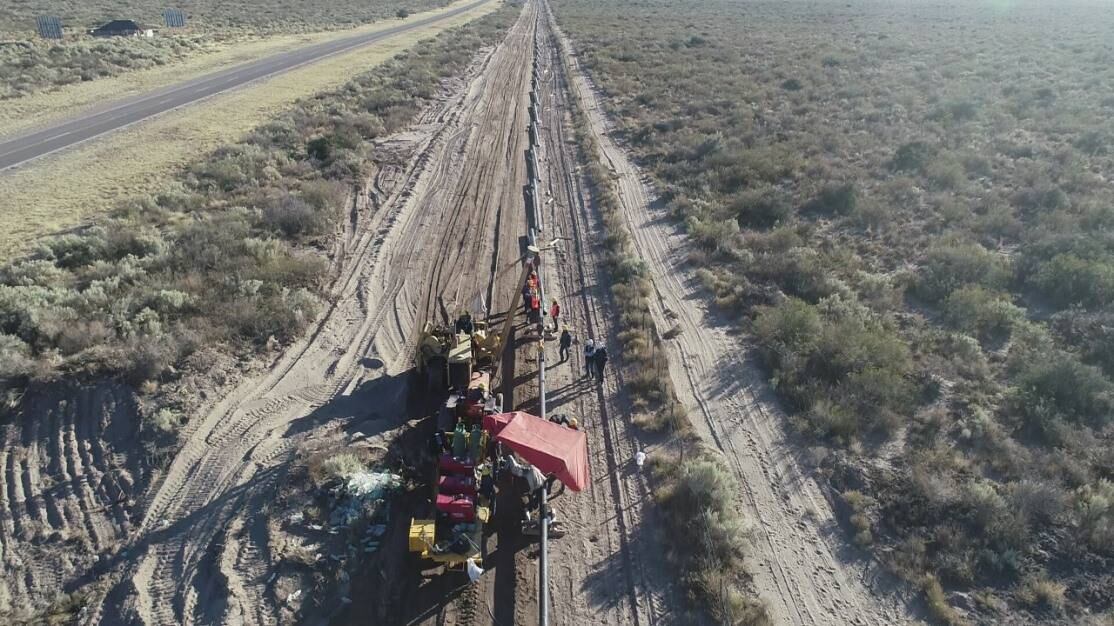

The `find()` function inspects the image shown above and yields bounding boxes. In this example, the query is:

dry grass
[0,0,498,260]
[0,0,484,135]
[0,0,450,37]
[557,0,1114,620]
[556,29,766,625]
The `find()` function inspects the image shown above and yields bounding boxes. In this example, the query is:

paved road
[0,0,488,172]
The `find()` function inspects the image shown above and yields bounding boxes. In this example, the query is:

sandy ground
[549,7,922,626]
[0,385,146,617]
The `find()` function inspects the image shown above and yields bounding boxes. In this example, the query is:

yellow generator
[408,427,492,569]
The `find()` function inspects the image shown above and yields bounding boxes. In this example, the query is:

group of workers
[583,339,609,381]
[522,269,608,383]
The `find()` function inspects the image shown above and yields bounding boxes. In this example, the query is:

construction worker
[479,463,496,504]
[593,344,609,382]
[583,338,596,378]
[559,327,572,362]
[505,454,546,513]
[529,292,541,324]
[549,413,579,429]
[549,299,561,332]
[522,283,533,316]
[455,311,474,335]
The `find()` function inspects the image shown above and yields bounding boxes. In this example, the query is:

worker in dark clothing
[548,413,579,429]
[429,431,448,456]
[559,327,572,362]
[455,311,474,335]
[522,284,533,316]
[583,339,596,378]
[479,464,496,505]
[593,345,609,382]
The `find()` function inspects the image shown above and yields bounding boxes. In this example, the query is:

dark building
[89,20,145,37]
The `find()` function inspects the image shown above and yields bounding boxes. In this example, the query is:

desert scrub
[0,0,455,98]
[0,36,207,99]
[0,0,450,38]
[555,0,1114,620]
[0,9,517,400]
[556,29,768,626]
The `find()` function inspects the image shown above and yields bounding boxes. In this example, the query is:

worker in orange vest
[529,293,541,324]
[549,300,561,332]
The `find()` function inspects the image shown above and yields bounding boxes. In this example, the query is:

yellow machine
[409,252,545,571]
[408,428,492,569]
[416,317,503,392]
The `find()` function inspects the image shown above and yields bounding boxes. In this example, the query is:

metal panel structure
[35,16,63,40]
[164,8,187,28]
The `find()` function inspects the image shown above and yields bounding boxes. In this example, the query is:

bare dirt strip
[527,10,689,625]
[375,3,687,624]
[549,5,920,626]
[0,385,145,618]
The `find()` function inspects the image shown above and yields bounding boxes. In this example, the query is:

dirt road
[550,8,918,626]
[379,4,687,624]
[525,13,689,625]
[78,5,544,623]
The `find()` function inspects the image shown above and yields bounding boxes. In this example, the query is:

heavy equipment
[408,242,572,575]
[407,423,493,569]
[409,314,505,570]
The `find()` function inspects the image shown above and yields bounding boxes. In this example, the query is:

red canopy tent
[483,411,590,492]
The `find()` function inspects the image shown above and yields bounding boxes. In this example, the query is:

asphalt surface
[0,0,488,172]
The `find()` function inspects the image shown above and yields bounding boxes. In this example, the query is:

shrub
[1010,479,1067,526]
[1031,253,1114,309]
[942,286,1024,343]
[807,182,857,216]
[730,187,792,227]
[917,243,1010,303]
[1018,573,1066,612]
[1073,130,1108,156]
[754,297,914,437]
[1009,347,1114,432]
[306,136,333,161]
[1074,479,1114,553]
[891,141,936,173]
[781,78,803,91]
[261,196,329,239]
[0,334,35,379]
[921,574,966,626]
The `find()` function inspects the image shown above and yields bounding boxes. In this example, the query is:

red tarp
[483,411,590,492]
